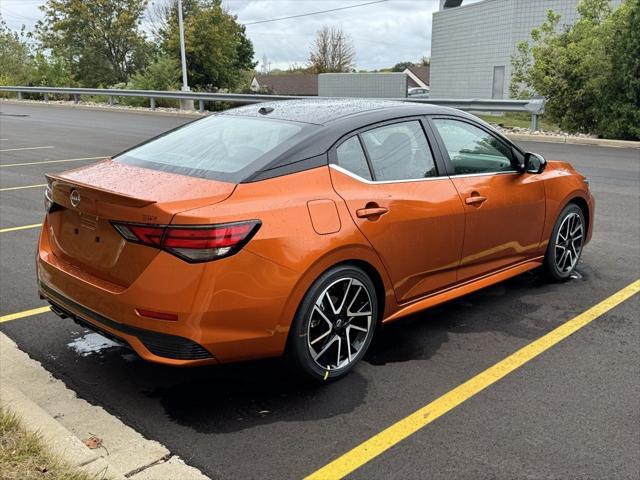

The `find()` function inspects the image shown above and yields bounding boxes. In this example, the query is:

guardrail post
[73,94,79,104]
[198,100,205,113]
[43,93,49,102]
[150,97,156,110]
[17,91,23,100]
[108,95,114,106]
[530,113,540,132]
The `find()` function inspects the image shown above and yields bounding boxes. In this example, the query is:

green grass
[476,112,561,132]
[0,408,97,480]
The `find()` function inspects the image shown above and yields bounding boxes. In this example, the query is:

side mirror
[524,152,547,174]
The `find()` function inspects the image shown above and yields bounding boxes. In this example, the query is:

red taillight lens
[119,225,164,246]
[112,220,260,263]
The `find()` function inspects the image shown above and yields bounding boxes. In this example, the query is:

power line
[242,0,389,26]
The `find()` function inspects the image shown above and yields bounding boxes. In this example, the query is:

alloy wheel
[307,277,373,371]
[554,212,584,273]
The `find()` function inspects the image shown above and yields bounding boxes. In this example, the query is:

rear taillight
[112,220,260,263]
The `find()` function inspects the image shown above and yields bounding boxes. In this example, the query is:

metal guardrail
[0,86,545,131]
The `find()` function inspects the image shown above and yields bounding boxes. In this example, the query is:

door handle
[356,206,389,219]
[465,195,487,205]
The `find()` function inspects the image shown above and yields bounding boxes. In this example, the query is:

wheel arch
[279,245,395,350]
[566,196,590,233]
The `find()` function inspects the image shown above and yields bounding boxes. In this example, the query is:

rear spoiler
[46,172,157,208]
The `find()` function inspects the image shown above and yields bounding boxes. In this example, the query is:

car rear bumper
[37,218,300,366]
[41,283,214,363]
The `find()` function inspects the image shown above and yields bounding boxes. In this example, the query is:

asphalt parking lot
[1,101,639,479]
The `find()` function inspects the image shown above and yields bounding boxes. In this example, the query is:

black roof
[223,98,457,126]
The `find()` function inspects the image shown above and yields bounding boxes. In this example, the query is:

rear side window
[360,121,437,181]
[432,119,515,175]
[115,115,308,182]
[335,136,373,180]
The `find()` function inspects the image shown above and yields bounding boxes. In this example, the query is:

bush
[510,0,639,140]
[120,56,181,108]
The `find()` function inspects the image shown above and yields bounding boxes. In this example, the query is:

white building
[430,0,622,99]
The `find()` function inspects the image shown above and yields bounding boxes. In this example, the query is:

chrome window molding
[330,164,521,184]
[448,170,519,178]
[329,164,445,185]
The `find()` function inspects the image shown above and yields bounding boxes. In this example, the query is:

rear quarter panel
[171,166,396,350]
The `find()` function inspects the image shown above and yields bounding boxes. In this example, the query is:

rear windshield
[115,115,311,182]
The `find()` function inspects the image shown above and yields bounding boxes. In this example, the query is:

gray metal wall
[430,0,621,99]
[318,73,408,98]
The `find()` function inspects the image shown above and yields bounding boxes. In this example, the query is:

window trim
[329,116,444,184]
[426,115,524,177]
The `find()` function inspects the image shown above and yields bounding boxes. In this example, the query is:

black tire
[543,203,586,281]
[287,265,378,382]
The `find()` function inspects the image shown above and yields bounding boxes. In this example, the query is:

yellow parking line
[0,146,55,152]
[305,279,640,480]
[0,223,42,233]
[0,184,47,192]
[1,156,105,168]
[0,306,51,324]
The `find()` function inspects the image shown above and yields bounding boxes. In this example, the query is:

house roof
[404,65,431,88]
[253,74,318,96]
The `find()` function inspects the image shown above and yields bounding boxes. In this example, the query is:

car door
[429,116,546,281]
[329,119,465,303]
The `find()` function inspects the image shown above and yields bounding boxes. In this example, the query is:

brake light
[112,221,260,263]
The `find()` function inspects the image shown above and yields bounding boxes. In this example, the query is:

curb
[506,133,640,149]
[1,385,126,480]
[0,332,209,480]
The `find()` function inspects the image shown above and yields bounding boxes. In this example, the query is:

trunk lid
[45,160,235,287]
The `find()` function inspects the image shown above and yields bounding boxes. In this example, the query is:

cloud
[0,0,450,70]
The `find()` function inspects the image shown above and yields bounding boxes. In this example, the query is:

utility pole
[176,0,193,110]
[177,0,189,91]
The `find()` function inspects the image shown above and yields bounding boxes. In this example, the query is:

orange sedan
[37,99,594,381]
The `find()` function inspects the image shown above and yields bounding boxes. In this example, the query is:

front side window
[360,121,437,181]
[335,136,373,180]
[432,119,515,175]
[115,115,308,182]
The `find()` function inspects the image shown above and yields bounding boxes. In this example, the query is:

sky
[0,0,480,71]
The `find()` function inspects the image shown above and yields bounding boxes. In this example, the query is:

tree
[0,20,32,85]
[158,0,255,90]
[308,26,355,73]
[509,0,639,140]
[36,0,151,87]
[600,0,640,139]
[391,61,416,72]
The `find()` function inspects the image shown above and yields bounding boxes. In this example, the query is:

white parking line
[0,146,55,153]
[0,184,47,192]
[1,156,105,168]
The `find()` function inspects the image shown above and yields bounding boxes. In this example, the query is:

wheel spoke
[346,285,362,314]
[349,324,368,333]
[335,336,342,366]
[564,250,573,270]
[571,223,582,236]
[324,290,339,315]
[346,327,352,362]
[310,327,332,346]
[335,278,353,314]
[313,334,338,362]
